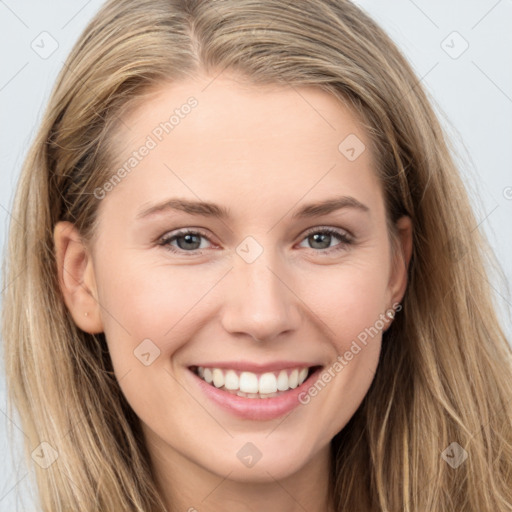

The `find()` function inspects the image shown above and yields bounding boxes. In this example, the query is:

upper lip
[189,361,322,373]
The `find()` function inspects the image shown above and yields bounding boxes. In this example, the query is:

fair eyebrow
[135,195,370,221]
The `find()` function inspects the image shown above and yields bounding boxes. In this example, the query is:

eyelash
[157,227,353,256]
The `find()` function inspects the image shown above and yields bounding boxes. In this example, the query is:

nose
[220,246,302,343]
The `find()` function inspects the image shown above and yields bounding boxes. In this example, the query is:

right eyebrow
[136,198,231,221]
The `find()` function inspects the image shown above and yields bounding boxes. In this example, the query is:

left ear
[386,215,413,306]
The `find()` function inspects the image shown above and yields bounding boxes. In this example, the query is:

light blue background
[1,1,511,510]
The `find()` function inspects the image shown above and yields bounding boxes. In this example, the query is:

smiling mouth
[189,365,322,399]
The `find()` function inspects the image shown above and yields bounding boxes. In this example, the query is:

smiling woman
[2,1,512,511]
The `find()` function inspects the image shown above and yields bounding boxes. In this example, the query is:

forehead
[115,73,369,155]
[100,74,383,222]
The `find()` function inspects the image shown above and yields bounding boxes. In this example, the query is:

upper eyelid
[158,228,212,247]
[302,225,353,239]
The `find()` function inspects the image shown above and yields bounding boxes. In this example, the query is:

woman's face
[57,73,411,491]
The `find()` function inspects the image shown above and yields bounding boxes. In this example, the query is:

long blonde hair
[2,0,511,510]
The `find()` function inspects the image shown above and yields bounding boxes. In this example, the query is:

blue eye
[158,229,212,255]
[298,227,353,253]
[158,227,353,255]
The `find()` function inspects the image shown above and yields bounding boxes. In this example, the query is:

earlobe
[53,221,103,334]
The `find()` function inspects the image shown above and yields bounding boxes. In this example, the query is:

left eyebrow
[135,195,370,221]
[291,195,370,219]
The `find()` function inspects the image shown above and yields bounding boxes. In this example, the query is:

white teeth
[212,369,224,388]
[239,372,259,393]
[277,370,289,391]
[289,369,299,389]
[203,367,213,384]
[195,365,312,396]
[224,370,239,390]
[259,373,277,394]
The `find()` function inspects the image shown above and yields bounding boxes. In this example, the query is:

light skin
[54,72,412,512]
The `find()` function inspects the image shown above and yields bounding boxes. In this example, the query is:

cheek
[93,252,210,367]
[92,257,203,421]
[294,257,389,422]
[301,255,390,346]
[295,281,386,445]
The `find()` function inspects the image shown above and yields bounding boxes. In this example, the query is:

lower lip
[188,367,323,421]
